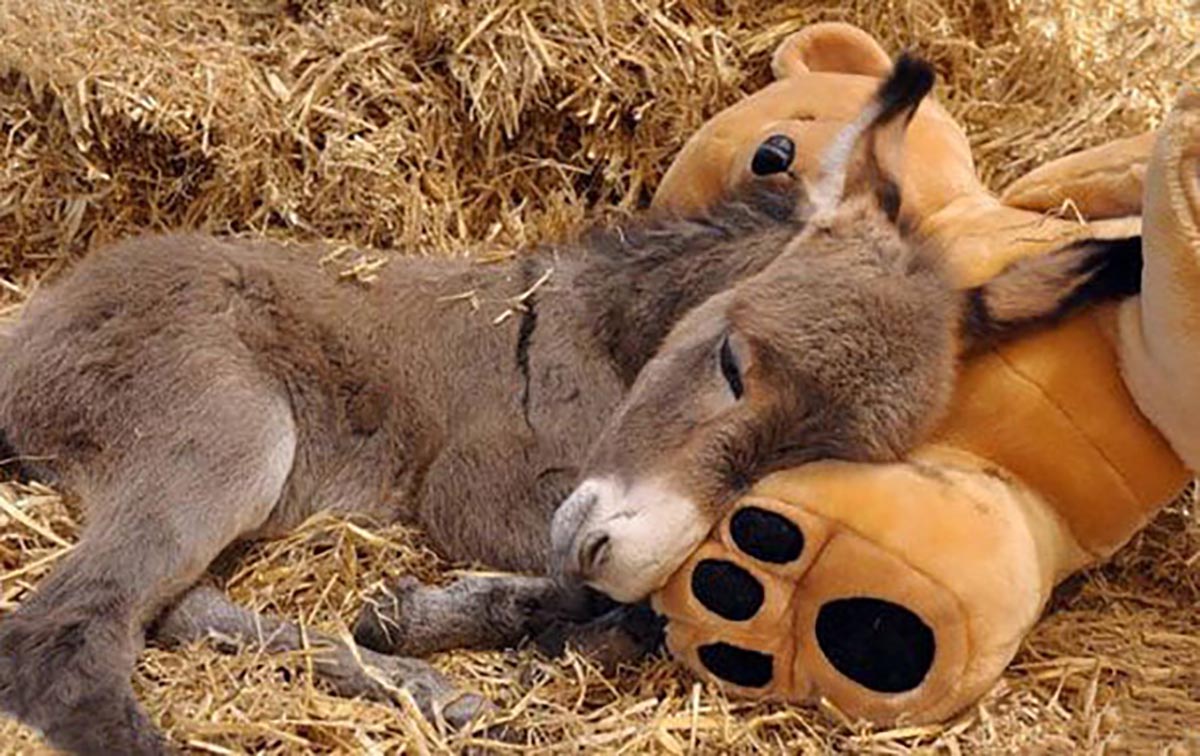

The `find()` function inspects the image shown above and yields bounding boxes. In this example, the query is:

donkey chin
[550,476,714,603]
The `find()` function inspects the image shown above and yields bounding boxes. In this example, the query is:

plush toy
[649,22,1199,725]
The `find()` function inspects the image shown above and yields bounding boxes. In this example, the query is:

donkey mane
[580,182,805,264]
[575,182,809,384]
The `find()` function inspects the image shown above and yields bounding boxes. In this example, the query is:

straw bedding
[1,0,1197,752]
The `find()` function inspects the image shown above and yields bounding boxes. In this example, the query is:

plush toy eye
[751,134,795,176]
[718,334,744,399]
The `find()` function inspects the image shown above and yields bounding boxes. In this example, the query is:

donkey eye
[718,335,744,399]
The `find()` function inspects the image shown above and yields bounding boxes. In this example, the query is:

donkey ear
[810,53,935,223]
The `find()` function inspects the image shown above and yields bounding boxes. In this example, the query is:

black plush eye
[751,134,795,176]
[719,335,744,399]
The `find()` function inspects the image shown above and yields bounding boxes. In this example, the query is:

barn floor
[1,0,1198,752]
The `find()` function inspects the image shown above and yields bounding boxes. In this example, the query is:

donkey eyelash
[711,441,751,493]
[718,335,744,399]
[722,462,753,493]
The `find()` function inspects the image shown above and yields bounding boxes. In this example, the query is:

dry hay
[1,0,1198,752]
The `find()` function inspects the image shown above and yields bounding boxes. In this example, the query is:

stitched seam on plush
[989,340,1139,555]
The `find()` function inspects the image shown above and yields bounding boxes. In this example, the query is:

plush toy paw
[651,457,1063,725]
[685,502,937,694]
[653,496,948,720]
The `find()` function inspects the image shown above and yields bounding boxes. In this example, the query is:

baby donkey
[0,55,1139,754]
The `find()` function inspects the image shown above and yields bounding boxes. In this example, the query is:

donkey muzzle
[549,476,713,604]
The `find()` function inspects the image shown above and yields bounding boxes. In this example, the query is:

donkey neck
[563,187,805,384]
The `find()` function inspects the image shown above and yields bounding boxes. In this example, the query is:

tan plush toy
[649,22,1199,725]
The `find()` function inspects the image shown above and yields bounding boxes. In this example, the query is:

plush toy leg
[1118,87,1200,471]
[653,452,1077,725]
[1001,131,1157,219]
[921,197,1142,288]
[770,23,893,80]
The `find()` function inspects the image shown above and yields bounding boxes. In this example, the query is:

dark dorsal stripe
[690,559,764,622]
[514,255,543,430]
[730,506,805,564]
[698,642,774,688]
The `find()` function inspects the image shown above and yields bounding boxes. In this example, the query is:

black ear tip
[1067,234,1144,304]
[877,52,936,119]
[894,52,935,88]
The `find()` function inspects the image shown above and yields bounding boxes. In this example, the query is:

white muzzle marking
[552,476,712,603]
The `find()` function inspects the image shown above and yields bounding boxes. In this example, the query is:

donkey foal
[0,54,1141,754]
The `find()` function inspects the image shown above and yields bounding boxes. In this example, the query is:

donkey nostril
[580,532,611,575]
[550,485,600,577]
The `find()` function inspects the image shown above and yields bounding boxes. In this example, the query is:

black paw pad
[730,507,805,564]
[751,134,795,176]
[815,597,936,693]
[691,559,764,621]
[698,642,774,688]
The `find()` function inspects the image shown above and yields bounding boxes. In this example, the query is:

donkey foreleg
[153,585,491,729]
[352,574,663,672]
[351,574,592,657]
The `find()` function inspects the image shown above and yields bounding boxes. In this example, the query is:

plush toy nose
[750,134,796,175]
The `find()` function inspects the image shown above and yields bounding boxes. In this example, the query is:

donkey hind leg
[0,385,296,756]
[153,585,491,729]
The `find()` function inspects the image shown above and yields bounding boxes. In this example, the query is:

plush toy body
[650,23,1198,724]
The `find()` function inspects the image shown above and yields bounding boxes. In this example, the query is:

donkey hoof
[439,690,496,731]
[353,576,423,653]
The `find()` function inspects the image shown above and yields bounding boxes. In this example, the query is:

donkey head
[551,56,946,602]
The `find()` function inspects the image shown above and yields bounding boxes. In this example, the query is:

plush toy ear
[771,23,894,80]
[809,53,934,222]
